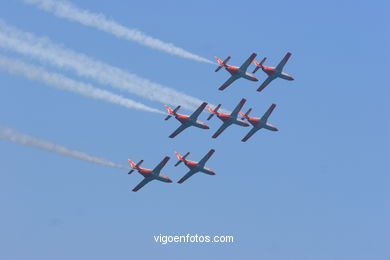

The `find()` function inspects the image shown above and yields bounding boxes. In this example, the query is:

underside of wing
[212,122,230,139]
[177,169,197,184]
[152,156,170,174]
[241,127,260,142]
[199,149,216,166]
[231,98,247,118]
[276,52,292,71]
[132,178,152,192]
[189,102,207,120]
[219,76,238,91]
[169,124,189,138]
[257,76,275,92]
[239,53,257,72]
[261,104,276,122]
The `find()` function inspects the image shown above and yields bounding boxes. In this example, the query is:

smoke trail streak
[0,19,224,113]
[0,126,128,169]
[0,56,164,115]
[24,0,214,64]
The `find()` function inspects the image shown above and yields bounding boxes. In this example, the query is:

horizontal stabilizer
[215,56,230,72]
[240,108,252,119]
[174,152,190,166]
[164,105,180,120]
[252,57,266,73]
[207,104,221,120]
[128,159,143,174]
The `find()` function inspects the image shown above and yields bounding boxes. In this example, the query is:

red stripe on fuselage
[263,67,275,76]
[138,168,152,178]
[218,113,230,122]
[176,114,189,124]
[186,161,198,169]
[226,66,239,75]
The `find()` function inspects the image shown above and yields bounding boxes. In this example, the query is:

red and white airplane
[252,52,294,92]
[128,156,172,192]
[165,102,209,138]
[240,104,278,142]
[175,149,216,184]
[207,98,249,138]
[215,53,258,90]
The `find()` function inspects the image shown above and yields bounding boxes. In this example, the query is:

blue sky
[0,0,388,259]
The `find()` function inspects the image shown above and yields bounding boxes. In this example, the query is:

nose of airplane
[167,177,173,183]
[204,124,210,129]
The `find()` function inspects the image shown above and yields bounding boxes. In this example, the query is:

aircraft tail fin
[252,57,266,73]
[164,105,181,120]
[215,56,231,72]
[174,152,190,166]
[207,104,221,120]
[128,159,143,174]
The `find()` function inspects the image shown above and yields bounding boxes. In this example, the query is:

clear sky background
[0,0,388,259]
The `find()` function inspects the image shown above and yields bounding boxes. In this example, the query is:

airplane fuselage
[225,65,258,82]
[184,160,215,175]
[247,117,278,131]
[262,66,294,81]
[137,168,172,182]
[175,114,209,129]
[217,113,249,127]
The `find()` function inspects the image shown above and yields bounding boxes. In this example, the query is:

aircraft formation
[129,52,294,191]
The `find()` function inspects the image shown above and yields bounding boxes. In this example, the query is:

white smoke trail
[0,19,218,112]
[0,126,128,169]
[24,0,214,64]
[0,56,164,115]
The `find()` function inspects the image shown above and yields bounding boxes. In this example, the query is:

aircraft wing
[132,178,152,192]
[212,122,231,139]
[241,127,260,142]
[219,75,238,90]
[169,124,189,138]
[239,53,257,72]
[199,149,215,166]
[261,104,276,122]
[231,98,247,118]
[276,52,292,71]
[189,102,208,120]
[257,75,275,92]
[152,156,170,174]
[177,169,198,184]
